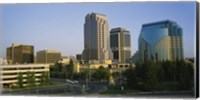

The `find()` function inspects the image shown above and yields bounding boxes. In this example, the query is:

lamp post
[65,72,67,83]
[36,83,38,94]
[86,72,88,90]
[9,84,12,93]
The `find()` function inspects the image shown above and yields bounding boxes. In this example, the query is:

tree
[156,62,165,82]
[176,61,194,90]
[79,70,90,80]
[40,72,46,85]
[69,59,74,72]
[72,73,81,80]
[50,62,63,78]
[27,71,32,87]
[146,62,163,91]
[27,71,35,87]
[30,72,36,87]
[92,66,109,81]
[187,63,194,81]
[45,71,50,84]
[54,62,63,72]
[162,61,177,81]
[123,68,138,89]
[112,72,121,79]
[17,72,24,88]
[135,62,147,81]
[65,59,74,80]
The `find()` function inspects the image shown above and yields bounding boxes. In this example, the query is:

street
[51,78,108,95]
[1,78,195,99]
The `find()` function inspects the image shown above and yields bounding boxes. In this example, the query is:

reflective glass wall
[138,20,184,62]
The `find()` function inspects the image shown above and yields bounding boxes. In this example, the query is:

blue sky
[1,2,196,58]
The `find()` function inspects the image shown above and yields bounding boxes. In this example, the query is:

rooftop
[110,27,130,33]
[11,43,33,47]
[142,20,176,27]
[91,12,106,17]
[38,50,61,53]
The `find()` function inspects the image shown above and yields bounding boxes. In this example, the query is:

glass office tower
[138,20,184,62]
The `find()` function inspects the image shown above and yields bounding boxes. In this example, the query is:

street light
[82,84,85,94]
[9,84,12,93]
[36,83,39,94]
[85,72,88,90]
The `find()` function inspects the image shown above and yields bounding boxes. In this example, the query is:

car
[74,80,79,84]
[66,79,70,82]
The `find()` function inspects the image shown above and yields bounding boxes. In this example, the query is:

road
[2,78,195,99]
[87,82,108,94]
[2,78,83,95]
[103,91,195,98]
[51,78,108,95]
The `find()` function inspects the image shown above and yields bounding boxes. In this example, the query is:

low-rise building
[75,62,134,73]
[1,64,50,89]
[36,50,61,64]
[0,58,3,65]
[58,57,71,64]
[6,43,34,64]
[75,62,135,85]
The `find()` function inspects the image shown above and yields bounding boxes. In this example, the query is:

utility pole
[86,72,88,90]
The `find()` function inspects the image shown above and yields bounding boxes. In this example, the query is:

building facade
[1,64,49,88]
[76,54,82,62]
[0,58,3,65]
[110,27,131,63]
[132,51,140,63]
[138,20,184,62]
[58,56,71,64]
[6,43,34,64]
[82,12,113,63]
[36,50,61,64]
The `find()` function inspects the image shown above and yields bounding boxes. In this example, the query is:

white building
[58,57,71,64]
[1,64,50,88]
[0,58,3,65]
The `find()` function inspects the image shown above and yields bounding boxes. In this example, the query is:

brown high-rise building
[6,43,34,64]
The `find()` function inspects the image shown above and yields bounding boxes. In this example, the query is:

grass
[6,81,64,91]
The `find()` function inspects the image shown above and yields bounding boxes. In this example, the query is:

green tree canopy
[17,72,24,88]
[92,66,109,81]
[123,68,137,89]
[80,70,90,80]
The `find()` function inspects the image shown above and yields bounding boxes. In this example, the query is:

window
[124,34,130,47]
[110,34,118,47]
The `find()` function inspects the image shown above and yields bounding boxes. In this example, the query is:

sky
[1,2,196,58]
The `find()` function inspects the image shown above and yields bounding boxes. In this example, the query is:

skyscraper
[138,20,184,62]
[110,27,131,63]
[6,43,34,64]
[82,12,113,63]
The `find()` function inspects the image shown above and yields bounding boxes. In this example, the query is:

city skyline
[1,2,196,58]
